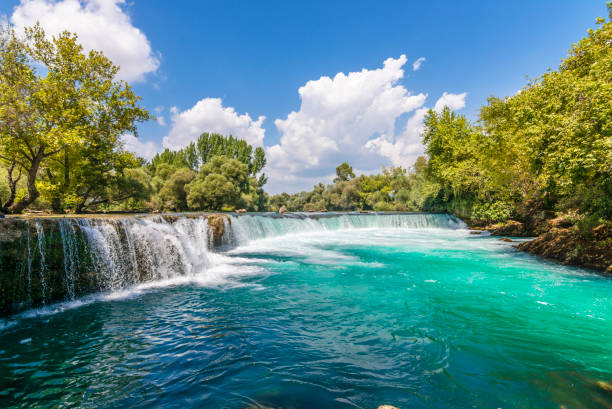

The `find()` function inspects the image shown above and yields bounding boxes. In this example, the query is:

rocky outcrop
[207,214,229,246]
[0,213,233,316]
[485,220,528,237]
[517,225,612,274]
[462,212,611,273]
[278,205,288,214]
[0,218,88,315]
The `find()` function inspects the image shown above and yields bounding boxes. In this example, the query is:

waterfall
[24,221,32,302]
[228,213,466,244]
[71,216,216,289]
[1,212,465,316]
[34,222,48,304]
[59,219,79,300]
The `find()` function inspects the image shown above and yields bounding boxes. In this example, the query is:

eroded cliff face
[0,213,231,316]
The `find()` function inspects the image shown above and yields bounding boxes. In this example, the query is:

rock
[596,380,612,393]
[518,226,612,273]
[206,214,228,245]
[236,208,247,213]
[499,237,513,242]
[470,230,483,235]
[278,205,288,214]
[549,217,573,229]
[593,224,612,241]
[486,220,526,237]
[0,221,23,242]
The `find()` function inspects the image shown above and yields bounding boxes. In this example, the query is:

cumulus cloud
[163,98,265,150]
[412,57,426,71]
[153,106,166,126]
[266,55,427,192]
[121,134,160,160]
[433,92,467,112]
[10,0,159,82]
[265,56,468,193]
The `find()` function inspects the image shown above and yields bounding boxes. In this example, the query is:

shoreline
[464,218,611,274]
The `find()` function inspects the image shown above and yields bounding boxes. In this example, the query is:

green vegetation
[0,5,609,225]
[0,24,150,214]
[148,132,268,212]
[274,5,611,233]
[0,25,267,214]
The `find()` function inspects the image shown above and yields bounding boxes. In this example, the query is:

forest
[1,6,610,237]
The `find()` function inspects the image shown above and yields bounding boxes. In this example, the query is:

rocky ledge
[517,225,612,274]
[466,218,612,274]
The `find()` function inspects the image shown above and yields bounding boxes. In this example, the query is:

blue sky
[1,0,607,192]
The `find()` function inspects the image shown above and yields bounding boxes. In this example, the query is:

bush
[471,201,512,223]
[575,214,604,239]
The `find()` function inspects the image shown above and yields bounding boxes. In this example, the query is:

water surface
[1,215,610,408]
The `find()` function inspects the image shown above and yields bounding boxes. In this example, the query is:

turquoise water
[1,215,611,408]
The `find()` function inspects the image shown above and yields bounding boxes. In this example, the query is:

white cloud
[152,106,166,126]
[412,57,426,71]
[265,56,468,193]
[163,98,265,150]
[364,107,429,169]
[121,134,160,160]
[10,0,159,82]
[433,92,467,112]
[266,55,430,192]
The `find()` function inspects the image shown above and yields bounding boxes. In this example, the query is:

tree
[479,4,612,218]
[157,168,196,211]
[334,162,355,183]
[151,132,267,186]
[185,156,249,211]
[0,24,150,213]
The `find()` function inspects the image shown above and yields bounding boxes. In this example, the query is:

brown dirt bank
[464,217,612,274]
[516,226,612,274]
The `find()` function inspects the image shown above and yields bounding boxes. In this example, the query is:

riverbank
[466,218,612,274]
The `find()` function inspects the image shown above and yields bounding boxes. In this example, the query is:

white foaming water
[71,216,224,290]
[228,213,466,245]
[3,213,469,324]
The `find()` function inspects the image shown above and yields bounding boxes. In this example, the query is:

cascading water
[24,221,32,303]
[58,219,79,300]
[71,216,216,291]
[227,212,466,244]
[33,222,48,304]
[1,213,465,315]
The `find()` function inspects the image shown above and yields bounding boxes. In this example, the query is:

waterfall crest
[0,212,464,315]
[228,213,466,244]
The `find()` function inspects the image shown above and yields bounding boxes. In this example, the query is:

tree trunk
[7,149,44,214]
[75,186,93,214]
[45,168,63,213]
[1,163,22,211]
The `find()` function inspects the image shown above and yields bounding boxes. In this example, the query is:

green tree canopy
[334,162,355,183]
[0,24,150,213]
[151,133,267,186]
